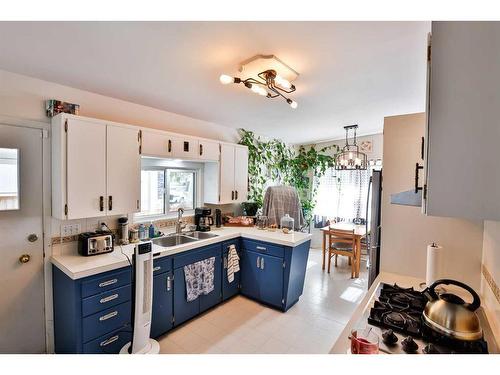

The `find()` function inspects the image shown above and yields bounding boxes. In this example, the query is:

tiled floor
[158,247,368,354]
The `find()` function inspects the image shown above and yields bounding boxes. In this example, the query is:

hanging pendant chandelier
[335,125,368,170]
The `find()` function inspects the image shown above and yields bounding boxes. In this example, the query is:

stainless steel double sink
[152,231,218,248]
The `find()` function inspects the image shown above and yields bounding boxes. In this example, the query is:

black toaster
[78,231,114,256]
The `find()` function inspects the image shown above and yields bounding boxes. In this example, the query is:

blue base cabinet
[222,239,241,301]
[173,243,222,326]
[240,239,310,311]
[53,238,310,353]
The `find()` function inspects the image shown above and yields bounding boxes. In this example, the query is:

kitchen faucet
[175,207,186,234]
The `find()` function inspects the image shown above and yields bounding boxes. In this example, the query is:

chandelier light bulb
[275,74,292,89]
[286,98,298,109]
[219,74,233,85]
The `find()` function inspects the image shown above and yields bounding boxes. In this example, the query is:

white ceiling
[0,21,430,144]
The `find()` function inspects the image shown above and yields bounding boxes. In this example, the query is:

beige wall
[481,220,500,339]
[381,113,484,290]
[0,69,239,142]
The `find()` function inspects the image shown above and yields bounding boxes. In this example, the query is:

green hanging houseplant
[238,129,338,226]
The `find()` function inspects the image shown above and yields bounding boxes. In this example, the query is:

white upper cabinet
[424,22,500,220]
[198,140,220,161]
[141,131,175,158]
[234,146,249,203]
[64,117,107,219]
[171,137,199,159]
[52,114,141,220]
[204,144,248,204]
[106,125,141,215]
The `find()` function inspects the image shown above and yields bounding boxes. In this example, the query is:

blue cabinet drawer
[173,244,221,269]
[153,256,172,275]
[82,284,132,317]
[242,239,284,258]
[82,301,131,343]
[81,268,131,298]
[82,325,132,354]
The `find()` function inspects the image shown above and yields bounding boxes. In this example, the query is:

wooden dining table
[320,223,367,278]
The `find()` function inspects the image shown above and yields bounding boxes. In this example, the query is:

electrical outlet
[61,223,81,237]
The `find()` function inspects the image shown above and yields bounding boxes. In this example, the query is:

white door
[219,144,235,203]
[198,140,220,161]
[233,146,248,202]
[67,118,107,219]
[0,124,45,353]
[107,125,141,214]
[172,138,199,159]
[141,131,174,158]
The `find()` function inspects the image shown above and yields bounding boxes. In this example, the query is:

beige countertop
[51,226,312,280]
[329,271,499,354]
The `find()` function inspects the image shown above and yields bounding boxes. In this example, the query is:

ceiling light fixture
[335,125,368,170]
[219,54,299,109]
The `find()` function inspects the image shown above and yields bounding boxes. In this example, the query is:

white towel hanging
[227,245,240,283]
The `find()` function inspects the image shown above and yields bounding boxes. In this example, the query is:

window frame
[136,166,200,221]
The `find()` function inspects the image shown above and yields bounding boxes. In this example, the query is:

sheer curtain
[314,167,371,224]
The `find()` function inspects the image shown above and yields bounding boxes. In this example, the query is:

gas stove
[362,283,489,354]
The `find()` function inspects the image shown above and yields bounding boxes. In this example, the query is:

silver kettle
[422,279,482,341]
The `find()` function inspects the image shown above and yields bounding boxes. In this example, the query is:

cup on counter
[350,328,379,354]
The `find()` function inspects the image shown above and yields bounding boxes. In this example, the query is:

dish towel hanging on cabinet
[227,244,240,283]
[183,256,215,302]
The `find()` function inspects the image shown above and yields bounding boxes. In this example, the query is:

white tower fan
[120,241,160,354]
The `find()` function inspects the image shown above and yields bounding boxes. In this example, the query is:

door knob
[27,233,38,242]
[19,254,31,264]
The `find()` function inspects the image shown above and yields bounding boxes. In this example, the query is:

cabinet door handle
[256,256,260,268]
[100,335,119,347]
[235,190,238,200]
[100,294,119,304]
[153,266,162,272]
[108,195,113,211]
[223,256,228,269]
[99,278,118,288]
[99,310,118,321]
[168,139,172,153]
[99,196,104,212]
[166,276,172,291]
[414,163,424,193]
[231,191,235,200]
[261,257,265,270]
[199,144,203,156]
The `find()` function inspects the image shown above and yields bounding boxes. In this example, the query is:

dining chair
[327,228,356,278]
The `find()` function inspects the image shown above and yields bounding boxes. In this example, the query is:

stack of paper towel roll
[426,243,447,286]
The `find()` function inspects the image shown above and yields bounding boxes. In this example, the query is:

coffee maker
[195,207,214,232]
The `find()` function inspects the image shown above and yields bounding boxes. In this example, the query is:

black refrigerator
[366,169,382,288]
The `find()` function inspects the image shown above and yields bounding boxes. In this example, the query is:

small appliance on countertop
[215,209,222,228]
[351,280,492,354]
[195,207,214,232]
[78,231,114,256]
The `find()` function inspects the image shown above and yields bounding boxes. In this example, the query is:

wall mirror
[0,148,20,210]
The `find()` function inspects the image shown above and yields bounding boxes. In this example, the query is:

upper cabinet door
[425,22,500,220]
[141,131,175,158]
[106,125,141,215]
[66,118,107,219]
[233,146,248,203]
[219,144,235,204]
[172,138,199,159]
[198,140,220,161]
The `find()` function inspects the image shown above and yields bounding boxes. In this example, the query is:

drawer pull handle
[99,311,118,321]
[100,335,119,347]
[99,279,118,288]
[153,266,162,272]
[256,246,267,252]
[100,294,118,304]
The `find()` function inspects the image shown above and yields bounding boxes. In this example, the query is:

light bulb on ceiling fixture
[251,85,268,96]
[286,98,298,109]
[275,74,292,90]
[219,74,234,85]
